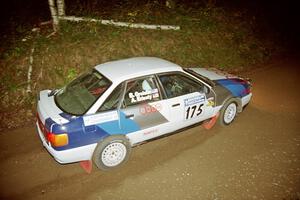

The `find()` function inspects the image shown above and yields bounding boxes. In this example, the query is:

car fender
[97,133,132,147]
[221,97,242,113]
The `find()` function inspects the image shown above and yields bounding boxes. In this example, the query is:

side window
[159,73,203,98]
[98,84,123,112]
[123,76,161,107]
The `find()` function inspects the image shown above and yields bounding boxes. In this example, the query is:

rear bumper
[36,121,97,164]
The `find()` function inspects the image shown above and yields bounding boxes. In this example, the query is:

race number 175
[185,104,204,120]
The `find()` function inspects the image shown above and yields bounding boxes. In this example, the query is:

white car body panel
[38,90,69,125]
[95,57,182,84]
[190,68,236,80]
[241,93,252,107]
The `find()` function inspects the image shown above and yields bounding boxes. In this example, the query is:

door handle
[125,114,134,118]
[172,103,180,107]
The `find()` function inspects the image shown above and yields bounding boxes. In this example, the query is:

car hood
[189,67,251,98]
[37,90,69,125]
[189,68,237,80]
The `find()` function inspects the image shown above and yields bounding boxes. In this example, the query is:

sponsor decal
[143,128,159,136]
[207,97,215,106]
[129,89,159,103]
[207,100,214,106]
[184,95,205,107]
[83,111,118,126]
[139,103,162,115]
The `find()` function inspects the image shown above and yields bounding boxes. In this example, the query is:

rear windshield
[55,70,111,115]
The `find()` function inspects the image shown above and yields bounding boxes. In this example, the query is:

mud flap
[202,112,219,130]
[80,160,92,174]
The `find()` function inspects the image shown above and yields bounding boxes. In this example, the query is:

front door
[157,72,213,129]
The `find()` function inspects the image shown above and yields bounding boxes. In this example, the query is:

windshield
[55,70,111,115]
[183,68,215,86]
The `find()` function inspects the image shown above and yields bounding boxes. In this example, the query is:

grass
[0,4,277,130]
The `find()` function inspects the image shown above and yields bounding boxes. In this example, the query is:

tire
[219,99,238,126]
[93,135,131,170]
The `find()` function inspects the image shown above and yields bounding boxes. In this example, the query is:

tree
[48,0,59,31]
[57,0,65,16]
[48,0,65,32]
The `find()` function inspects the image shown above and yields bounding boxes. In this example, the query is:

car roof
[94,57,182,83]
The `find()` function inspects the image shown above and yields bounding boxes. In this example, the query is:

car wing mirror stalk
[48,89,58,97]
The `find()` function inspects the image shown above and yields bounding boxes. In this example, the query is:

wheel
[93,135,131,170]
[219,99,237,126]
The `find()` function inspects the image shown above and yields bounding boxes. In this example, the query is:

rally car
[36,57,252,170]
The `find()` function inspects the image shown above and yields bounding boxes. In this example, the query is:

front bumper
[241,93,252,107]
[36,121,97,164]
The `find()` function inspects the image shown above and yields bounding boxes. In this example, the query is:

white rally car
[36,57,252,170]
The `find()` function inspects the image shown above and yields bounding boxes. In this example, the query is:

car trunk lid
[37,90,69,129]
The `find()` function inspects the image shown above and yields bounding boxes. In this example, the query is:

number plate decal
[184,95,205,120]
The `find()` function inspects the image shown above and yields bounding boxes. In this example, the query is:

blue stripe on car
[45,117,56,131]
[216,79,247,97]
[59,112,73,121]
[98,111,140,134]
[46,111,140,151]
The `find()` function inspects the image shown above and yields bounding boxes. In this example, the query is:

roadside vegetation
[0,1,278,130]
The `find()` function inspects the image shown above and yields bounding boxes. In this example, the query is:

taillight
[46,132,69,147]
[36,113,68,147]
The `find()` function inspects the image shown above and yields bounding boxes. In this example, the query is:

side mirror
[48,89,58,97]
[202,86,210,94]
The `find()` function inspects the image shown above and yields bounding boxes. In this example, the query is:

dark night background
[1,1,300,199]
[0,0,300,50]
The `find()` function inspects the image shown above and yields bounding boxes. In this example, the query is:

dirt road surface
[1,56,299,200]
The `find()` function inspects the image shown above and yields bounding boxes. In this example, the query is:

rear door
[119,75,171,144]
